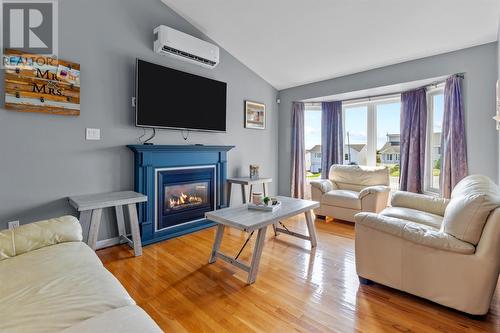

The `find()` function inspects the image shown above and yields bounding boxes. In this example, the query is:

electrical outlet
[86,128,101,140]
[8,220,19,230]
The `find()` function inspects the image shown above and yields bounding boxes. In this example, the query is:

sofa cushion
[381,207,443,229]
[442,175,500,245]
[329,165,389,191]
[391,191,449,216]
[0,242,135,333]
[355,213,475,254]
[0,215,82,260]
[322,190,361,210]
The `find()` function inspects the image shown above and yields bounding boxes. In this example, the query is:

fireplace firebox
[156,166,215,231]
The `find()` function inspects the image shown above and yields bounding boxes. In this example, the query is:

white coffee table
[205,196,320,284]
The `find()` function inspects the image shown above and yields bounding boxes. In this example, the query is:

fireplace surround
[128,145,234,245]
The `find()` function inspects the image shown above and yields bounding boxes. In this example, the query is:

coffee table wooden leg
[249,185,253,201]
[87,208,102,250]
[209,224,225,263]
[272,222,279,236]
[263,183,267,196]
[247,226,267,284]
[304,210,318,248]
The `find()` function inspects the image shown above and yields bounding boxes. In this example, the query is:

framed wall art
[244,100,265,129]
[4,48,80,116]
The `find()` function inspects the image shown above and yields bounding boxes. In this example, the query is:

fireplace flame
[168,192,203,209]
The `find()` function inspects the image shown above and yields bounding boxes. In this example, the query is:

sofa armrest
[0,215,82,260]
[309,179,335,194]
[358,185,391,199]
[391,191,449,216]
[359,186,390,213]
[355,212,475,254]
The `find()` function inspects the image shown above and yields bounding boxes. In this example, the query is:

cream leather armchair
[310,165,391,222]
[355,175,500,315]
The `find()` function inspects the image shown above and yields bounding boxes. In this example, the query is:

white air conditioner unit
[153,25,219,69]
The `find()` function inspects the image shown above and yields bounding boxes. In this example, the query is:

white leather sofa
[0,216,162,333]
[310,164,391,222]
[355,175,500,315]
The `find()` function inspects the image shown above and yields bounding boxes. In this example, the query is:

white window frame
[424,86,445,194]
[342,95,401,166]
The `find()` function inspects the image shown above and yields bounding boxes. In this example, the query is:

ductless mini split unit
[153,25,220,69]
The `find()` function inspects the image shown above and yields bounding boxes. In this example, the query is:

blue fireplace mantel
[127,144,235,245]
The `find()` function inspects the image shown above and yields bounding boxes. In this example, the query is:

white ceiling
[303,75,448,103]
[162,0,500,90]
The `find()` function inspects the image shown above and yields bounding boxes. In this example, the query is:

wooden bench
[68,191,147,256]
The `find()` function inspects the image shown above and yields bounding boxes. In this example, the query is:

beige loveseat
[310,164,391,222]
[0,216,162,333]
[355,175,500,315]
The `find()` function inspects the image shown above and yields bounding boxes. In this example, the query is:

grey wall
[278,43,498,195]
[0,0,278,240]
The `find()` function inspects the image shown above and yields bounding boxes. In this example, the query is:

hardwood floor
[97,216,500,333]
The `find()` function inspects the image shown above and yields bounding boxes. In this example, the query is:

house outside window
[343,97,401,190]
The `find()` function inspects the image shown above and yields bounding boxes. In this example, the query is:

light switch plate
[86,128,101,140]
[8,220,19,229]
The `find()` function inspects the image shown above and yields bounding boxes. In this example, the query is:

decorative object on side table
[245,100,266,129]
[249,164,260,179]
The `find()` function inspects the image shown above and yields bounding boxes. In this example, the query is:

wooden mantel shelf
[127,144,235,153]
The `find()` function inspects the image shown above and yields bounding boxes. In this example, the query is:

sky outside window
[376,102,400,149]
[304,108,321,150]
[344,106,367,144]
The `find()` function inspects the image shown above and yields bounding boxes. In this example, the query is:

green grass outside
[306,172,321,179]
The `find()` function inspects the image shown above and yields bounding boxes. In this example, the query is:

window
[343,105,368,165]
[426,89,444,193]
[304,104,322,199]
[343,97,401,190]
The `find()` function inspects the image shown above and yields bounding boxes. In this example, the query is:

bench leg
[209,224,225,263]
[227,182,232,207]
[127,203,142,256]
[79,210,92,243]
[247,226,267,284]
[240,184,247,204]
[115,205,126,244]
[87,208,102,250]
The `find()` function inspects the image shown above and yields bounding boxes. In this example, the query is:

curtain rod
[303,73,465,105]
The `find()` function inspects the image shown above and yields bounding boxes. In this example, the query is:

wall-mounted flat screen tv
[135,59,227,132]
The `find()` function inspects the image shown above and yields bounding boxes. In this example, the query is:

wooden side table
[68,191,147,256]
[226,177,272,205]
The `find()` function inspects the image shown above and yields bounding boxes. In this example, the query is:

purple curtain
[321,101,343,178]
[400,88,427,193]
[440,75,468,198]
[291,102,306,198]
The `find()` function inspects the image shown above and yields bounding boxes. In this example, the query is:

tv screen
[136,59,227,132]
